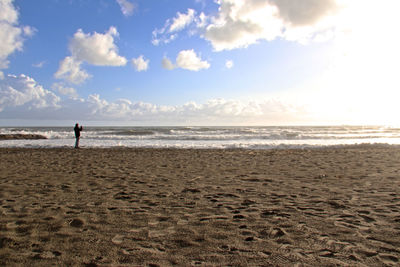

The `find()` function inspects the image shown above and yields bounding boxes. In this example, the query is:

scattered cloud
[22,25,35,37]
[225,60,234,69]
[151,32,177,46]
[152,9,197,45]
[169,8,196,33]
[196,12,208,28]
[54,56,91,85]
[55,27,126,84]
[116,0,134,17]
[131,55,149,72]
[195,0,207,9]
[5,71,391,125]
[0,0,35,69]
[0,74,308,124]
[152,0,343,51]
[32,61,46,68]
[163,50,210,71]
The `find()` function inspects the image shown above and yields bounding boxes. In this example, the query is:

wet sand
[1,146,400,266]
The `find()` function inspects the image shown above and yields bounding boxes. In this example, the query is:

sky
[0,0,399,126]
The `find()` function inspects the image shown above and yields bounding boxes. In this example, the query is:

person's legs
[75,137,80,148]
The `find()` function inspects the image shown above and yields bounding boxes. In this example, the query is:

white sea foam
[1,126,400,149]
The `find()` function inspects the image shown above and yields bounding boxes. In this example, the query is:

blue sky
[1,0,399,126]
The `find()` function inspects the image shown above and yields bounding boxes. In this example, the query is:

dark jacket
[74,125,83,138]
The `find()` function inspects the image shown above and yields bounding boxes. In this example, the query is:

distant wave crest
[1,126,400,149]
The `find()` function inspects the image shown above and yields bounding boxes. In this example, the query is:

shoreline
[0,142,398,149]
[1,146,400,265]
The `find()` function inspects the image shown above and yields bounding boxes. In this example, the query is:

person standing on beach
[74,123,83,148]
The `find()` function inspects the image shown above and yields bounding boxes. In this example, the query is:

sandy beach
[1,146,400,266]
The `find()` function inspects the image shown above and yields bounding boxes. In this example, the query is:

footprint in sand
[245,236,255,242]
[6,221,18,229]
[359,214,376,223]
[111,234,124,245]
[113,191,131,200]
[269,227,286,238]
[319,249,335,258]
[379,254,399,264]
[233,214,246,220]
[69,218,84,228]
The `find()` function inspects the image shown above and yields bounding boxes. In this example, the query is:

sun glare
[306,0,400,125]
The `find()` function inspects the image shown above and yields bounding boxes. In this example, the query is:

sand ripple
[0,146,400,266]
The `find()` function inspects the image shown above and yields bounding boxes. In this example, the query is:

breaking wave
[1,126,400,148]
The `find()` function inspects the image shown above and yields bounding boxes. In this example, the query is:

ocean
[1,126,400,149]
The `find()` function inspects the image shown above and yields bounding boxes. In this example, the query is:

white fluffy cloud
[131,55,149,72]
[204,0,342,51]
[0,21,24,68]
[0,0,18,22]
[0,74,60,112]
[163,50,210,71]
[55,27,126,84]
[84,97,303,124]
[176,50,210,71]
[170,8,196,33]
[54,56,91,85]
[0,0,34,69]
[116,0,134,17]
[161,57,175,70]
[69,27,127,66]
[273,0,338,26]
[51,82,78,98]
